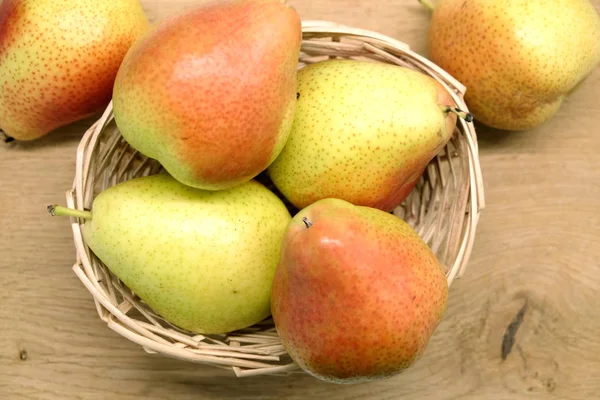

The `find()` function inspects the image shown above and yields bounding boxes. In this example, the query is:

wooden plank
[1,0,599,399]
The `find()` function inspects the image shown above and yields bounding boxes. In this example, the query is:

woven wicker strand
[60,21,485,378]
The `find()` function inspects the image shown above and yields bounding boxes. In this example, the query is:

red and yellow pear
[271,198,449,384]
[0,0,149,141]
[112,0,302,191]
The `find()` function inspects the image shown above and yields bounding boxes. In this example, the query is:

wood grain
[2,0,600,399]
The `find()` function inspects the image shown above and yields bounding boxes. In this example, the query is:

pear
[0,0,149,141]
[267,59,467,213]
[424,0,600,131]
[50,174,291,334]
[271,198,448,384]
[112,0,302,191]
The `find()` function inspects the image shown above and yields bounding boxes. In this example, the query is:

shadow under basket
[61,21,486,378]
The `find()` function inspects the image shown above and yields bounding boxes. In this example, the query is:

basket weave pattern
[62,21,485,378]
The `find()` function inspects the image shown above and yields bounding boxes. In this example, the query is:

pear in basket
[271,198,448,384]
[267,59,472,213]
[422,0,600,131]
[112,0,302,191]
[49,174,291,335]
[0,0,149,141]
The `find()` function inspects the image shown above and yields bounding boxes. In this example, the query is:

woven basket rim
[61,20,486,378]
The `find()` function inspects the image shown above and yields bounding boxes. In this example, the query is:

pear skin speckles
[0,0,149,140]
[83,174,292,335]
[112,0,302,191]
[428,0,600,131]
[267,59,457,212]
[271,198,448,383]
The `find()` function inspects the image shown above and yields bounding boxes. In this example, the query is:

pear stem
[302,217,312,229]
[419,0,435,12]
[48,205,93,220]
[442,106,474,123]
[1,130,14,143]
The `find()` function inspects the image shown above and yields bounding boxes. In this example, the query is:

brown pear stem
[1,129,14,143]
[302,217,312,229]
[442,106,474,123]
[419,0,435,12]
[48,205,93,220]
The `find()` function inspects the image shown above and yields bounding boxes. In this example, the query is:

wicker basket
[60,20,485,378]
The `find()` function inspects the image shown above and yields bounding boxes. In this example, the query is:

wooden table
[2,0,599,398]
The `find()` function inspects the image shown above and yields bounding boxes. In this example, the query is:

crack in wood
[501,301,528,361]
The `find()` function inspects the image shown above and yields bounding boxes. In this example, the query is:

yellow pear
[267,59,463,212]
[50,174,291,334]
[424,0,600,131]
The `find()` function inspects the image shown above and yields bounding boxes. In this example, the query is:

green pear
[423,0,600,131]
[50,174,291,334]
[0,0,149,141]
[271,198,448,384]
[112,0,302,191]
[267,59,465,213]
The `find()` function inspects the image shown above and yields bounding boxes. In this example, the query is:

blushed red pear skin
[271,198,449,384]
[112,0,302,191]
